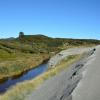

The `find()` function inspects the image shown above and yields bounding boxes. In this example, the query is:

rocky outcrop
[48,47,93,68]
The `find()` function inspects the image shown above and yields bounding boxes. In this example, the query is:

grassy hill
[0,33,99,79]
[1,34,100,53]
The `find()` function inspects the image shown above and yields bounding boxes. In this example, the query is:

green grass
[0,54,81,100]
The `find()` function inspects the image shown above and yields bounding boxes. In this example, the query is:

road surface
[72,45,100,100]
[26,47,94,100]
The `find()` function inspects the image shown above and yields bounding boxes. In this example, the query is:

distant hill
[0,33,100,54]
[17,33,100,46]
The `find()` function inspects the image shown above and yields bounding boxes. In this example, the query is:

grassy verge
[0,54,81,100]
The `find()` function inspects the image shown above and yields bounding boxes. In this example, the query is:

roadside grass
[0,54,81,100]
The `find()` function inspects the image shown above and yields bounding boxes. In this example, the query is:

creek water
[0,62,48,93]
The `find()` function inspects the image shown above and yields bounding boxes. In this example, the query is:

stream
[0,62,48,93]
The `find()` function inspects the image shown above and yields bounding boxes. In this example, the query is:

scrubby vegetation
[0,32,100,79]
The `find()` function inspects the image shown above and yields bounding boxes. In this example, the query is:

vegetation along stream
[0,62,48,93]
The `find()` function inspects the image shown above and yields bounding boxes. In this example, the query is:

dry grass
[0,54,81,100]
[0,53,50,79]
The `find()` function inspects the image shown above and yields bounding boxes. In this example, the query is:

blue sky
[0,0,100,39]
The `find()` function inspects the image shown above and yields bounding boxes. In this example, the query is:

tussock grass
[0,53,50,79]
[0,34,99,79]
[0,54,81,100]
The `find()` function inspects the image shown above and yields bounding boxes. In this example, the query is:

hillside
[0,33,99,79]
[0,33,100,54]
